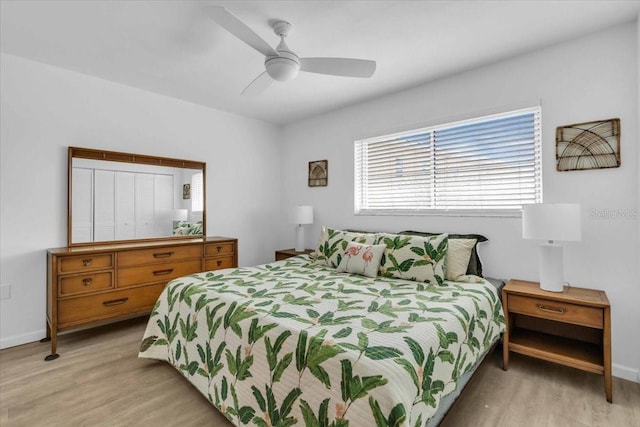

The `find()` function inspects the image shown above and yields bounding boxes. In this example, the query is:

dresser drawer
[59,272,114,296]
[118,245,203,267]
[204,256,235,271]
[59,253,114,273]
[508,294,603,328]
[117,259,202,287]
[204,242,235,257]
[58,284,164,326]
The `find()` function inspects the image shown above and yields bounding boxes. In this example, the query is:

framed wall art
[308,160,328,187]
[556,118,620,171]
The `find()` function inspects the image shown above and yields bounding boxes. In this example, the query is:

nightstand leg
[502,328,510,370]
[502,289,509,370]
[604,307,612,403]
[502,344,509,370]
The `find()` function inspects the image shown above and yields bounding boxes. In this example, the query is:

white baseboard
[0,329,45,350]
[613,363,639,383]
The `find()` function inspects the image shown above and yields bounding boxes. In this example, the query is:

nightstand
[275,248,314,261]
[502,279,611,402]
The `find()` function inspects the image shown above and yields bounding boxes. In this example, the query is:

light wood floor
[1,317,638,426]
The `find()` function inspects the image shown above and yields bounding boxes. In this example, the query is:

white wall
[637,11,640,382]
[280,23,639,381]
[0,53,282,348]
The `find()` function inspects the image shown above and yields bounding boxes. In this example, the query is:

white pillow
[446,238,477,281]
[336,242,386,278]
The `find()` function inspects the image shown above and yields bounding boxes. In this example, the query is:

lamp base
[539,243,564,292]
[295,225,305,252]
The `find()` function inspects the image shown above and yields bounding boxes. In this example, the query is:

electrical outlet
[0,284,10,300]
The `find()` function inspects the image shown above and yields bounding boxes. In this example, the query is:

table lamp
[293,205,313,252]
[522,203,581,292]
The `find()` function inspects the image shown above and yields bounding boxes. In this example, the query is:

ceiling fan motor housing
[265,21,299,82]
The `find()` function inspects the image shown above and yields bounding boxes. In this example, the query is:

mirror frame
[68,146,206,247]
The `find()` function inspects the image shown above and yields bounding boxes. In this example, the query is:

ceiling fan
[204,6,376,95]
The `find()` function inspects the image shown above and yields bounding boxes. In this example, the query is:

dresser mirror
[68,147,206,246]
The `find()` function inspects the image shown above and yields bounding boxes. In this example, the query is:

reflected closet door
[71,168,93,243]
[116,172,135,240]
[154,174,173,237]
[94,170,116,242]
[135,174,155,238]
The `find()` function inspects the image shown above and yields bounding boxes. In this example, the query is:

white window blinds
[355,107,542,215]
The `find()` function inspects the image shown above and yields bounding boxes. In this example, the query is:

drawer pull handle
[537,304,565,315]
[82,278,92,286]
[153,268,174,276]
[103,297,128,306]
[153,252,174,258]
[217,246,222,252]
[217,260,222,267]
[82,258,92,266]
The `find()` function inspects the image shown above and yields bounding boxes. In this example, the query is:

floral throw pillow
[314,226,377,268]
[376,232,448,285]
[336,242,386,278]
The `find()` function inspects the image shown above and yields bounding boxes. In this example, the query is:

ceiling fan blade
[299,58,376,78]
[242,71,273,96]
[204,6,278,58]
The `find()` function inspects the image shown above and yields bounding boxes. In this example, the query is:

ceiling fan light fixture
[265,55,300,82]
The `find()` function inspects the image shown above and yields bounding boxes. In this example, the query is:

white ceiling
[1,1,638,125]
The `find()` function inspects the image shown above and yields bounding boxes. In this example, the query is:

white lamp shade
[293,205,314,225]
[173,209,189,221]
[523,203,581,242]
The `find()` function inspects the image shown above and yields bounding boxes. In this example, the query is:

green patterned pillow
[188,221,203,235]
[376,232,448,285]
[314,226,377,268]
[399,231,487,277]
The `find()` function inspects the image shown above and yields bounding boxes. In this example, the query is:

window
[191,172,204,212]
[354,107,542,216]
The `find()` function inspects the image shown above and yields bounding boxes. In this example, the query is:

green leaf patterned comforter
[139,255,505,427]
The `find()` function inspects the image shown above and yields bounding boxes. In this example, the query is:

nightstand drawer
[509,294,603,328]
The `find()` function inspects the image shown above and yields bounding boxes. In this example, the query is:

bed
[139,230,505,426]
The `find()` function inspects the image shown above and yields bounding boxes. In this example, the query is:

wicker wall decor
[308,160,328,187]
[556,118,620,171]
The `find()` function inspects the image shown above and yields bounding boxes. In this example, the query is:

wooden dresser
[45,236,237,360]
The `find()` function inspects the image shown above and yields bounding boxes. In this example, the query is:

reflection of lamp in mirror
[522,203,581,292]
[293,206,313,252]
